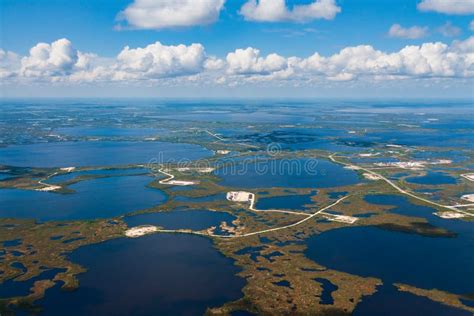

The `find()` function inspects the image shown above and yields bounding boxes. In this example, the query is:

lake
[0,141,211,167]
[46,168,147,184]
[0,175,166,221]
[36,234,245,315]
[305,195,474,295]
[406,171,458,185]
[55,127,163,137]
[215,158,360,188]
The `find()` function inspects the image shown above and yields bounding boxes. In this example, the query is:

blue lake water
[125,209,236,231]
[365,130,474,147]
[215,158,360,188]
[1,100,472,315]
[0,141,211,167]
[0,269,65,299]
[314,278,338,305]
[406,171,458,185]
[411,150,469,164]
[56,127,162,137]
[0,176,166,221]
[353,284,472,316]
[283,140,371,153]
[305,195,474,295]
[235,128,370,152]
[0,174,12,180]
[364,194,473,236]
[255,194,313,210]
[46,168,147,184]
[153,111,315,124]
[37,234,245,315]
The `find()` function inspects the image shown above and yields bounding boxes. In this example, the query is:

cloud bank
[2,37,474,87]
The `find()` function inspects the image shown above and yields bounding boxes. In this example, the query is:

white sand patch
[175,167,191,172]
[374,159,452,170]
[461,173,474,182]
[322,213,358,224]
[165,180,196,186]
[359,153,379,157]
[434,212,467,219]
[158,168,197,186]
[175,167,213,173]
[461,194,474,203]
[196,167,215,173]
[125,225,158,238]
[216,150,230,155]
[398,124,418,128]
[36,185,61,192]
[60,167,76,172]
[227,191,253,202]
[344,165,361,170]
[432,159,452,165]
[363,173,381,180]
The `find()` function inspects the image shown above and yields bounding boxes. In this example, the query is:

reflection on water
[0,141,211,167]
[306,195,474,295]
[216,158,360,188]
[406,171,457,185]
[46,168,146,184]
[37,234,245,315]
[56,127,162,137]
[353,284,471,316]
[0,269,66,299]
[0,176,166,221]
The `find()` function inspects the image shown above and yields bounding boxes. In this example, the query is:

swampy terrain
[1,99,473,315]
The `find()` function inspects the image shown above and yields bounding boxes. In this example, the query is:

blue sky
[1,0,474,98]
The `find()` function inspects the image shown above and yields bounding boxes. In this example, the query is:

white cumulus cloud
[240,0,341,22]
[20,38,81,78]
[418,0,474,15]
[3,37,474,86]
[388,24,429,39]
[300,38,474,79]
[114,42,206,79]
[117,0,225,30]
[226,47,287,74]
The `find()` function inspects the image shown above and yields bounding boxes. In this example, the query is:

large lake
[305,194,474,314]
[0,141,211,167]
[215,158,360,188]
[0,175,166,221]
[36,234,245,315]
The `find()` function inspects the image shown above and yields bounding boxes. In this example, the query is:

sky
[1,0,474,98]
